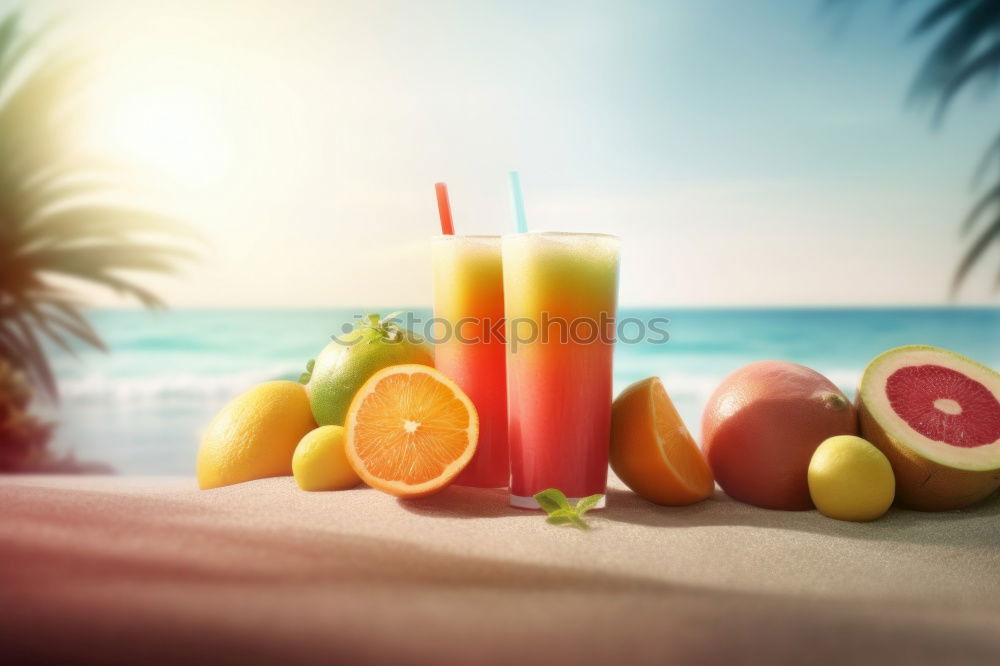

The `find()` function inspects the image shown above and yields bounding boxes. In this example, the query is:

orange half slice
[611,376,715,505]
[344,364,479,498]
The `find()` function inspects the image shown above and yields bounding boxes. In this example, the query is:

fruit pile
[198,313,475,497]
[198,312,1000,523]
[613,345,999,521]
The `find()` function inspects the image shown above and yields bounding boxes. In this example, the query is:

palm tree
[904,0,1000,293]
[836,0,1000,293]
[0,10,194,398]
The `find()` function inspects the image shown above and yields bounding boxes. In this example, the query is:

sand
[1,474,998,665]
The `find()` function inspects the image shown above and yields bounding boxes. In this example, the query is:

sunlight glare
[95,85,232,189]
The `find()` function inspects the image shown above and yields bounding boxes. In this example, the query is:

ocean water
[43,307,1000,474]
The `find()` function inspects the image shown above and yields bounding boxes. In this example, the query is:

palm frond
[15,173,116,211]
[931,39,1000,118]
[2,315,57,397]
[952,211,1000,291]
[906,0,1000,122]
[0,326,42,397]
[25,243,195,272]
[0,55,90,179]
[17,157,133,193]
[909,0,982,36]
[972,129,1000,184]
[889,0,1000,293]
[0,14,56,93]
[960,178,1000,232]
[0,291,109,355]
[18,298,75,355]
[0,9,197,398]
[22,207,200,249]
[40,305,107,352]
[0,13,20,68]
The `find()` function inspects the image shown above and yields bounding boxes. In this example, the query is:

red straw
[435,182,455,235]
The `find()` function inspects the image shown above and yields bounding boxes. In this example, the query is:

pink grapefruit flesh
[858,346,1000,511]
[885,365,1000,448]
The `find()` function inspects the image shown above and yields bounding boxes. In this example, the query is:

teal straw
[508,171,528,233]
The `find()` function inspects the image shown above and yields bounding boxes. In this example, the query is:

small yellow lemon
[808,435,895,521]
[293,425,361,491]
[197,381,316,489]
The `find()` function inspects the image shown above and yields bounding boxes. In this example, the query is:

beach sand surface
[1,475,998,665]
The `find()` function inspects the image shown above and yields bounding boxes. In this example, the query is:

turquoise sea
[45,308,1000,474]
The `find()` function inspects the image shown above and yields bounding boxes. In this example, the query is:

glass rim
[432,234,502,241]
[501,231,619,240]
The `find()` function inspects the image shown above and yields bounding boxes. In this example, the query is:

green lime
[304,313,434,426]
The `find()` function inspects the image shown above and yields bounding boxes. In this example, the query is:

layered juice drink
[432,235,509,488]
[502,232,620,508]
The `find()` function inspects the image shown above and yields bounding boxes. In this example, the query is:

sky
[8,0,1000,306]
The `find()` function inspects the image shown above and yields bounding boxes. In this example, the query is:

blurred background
[0,0,997,474]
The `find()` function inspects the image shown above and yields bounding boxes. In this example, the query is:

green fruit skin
[307,327,434,426]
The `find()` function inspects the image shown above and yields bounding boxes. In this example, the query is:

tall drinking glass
[432,235,509,488]
[502,232,620,508]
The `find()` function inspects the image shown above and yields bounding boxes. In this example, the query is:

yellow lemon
[292,425,361,491]
[197,381,316,489]
[808,435,895,521]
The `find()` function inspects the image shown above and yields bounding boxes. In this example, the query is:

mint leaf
[575,494,603,517]
[533,489,603,530]
[534,488,571,513]
[545,508,590,529]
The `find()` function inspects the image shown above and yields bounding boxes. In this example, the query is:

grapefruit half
[857,345,1000,511]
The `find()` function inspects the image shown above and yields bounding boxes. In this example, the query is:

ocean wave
[614,365,863,401]
[58,363,301,403]
[57,360,865,406]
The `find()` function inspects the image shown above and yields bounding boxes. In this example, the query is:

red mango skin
[702,360,859,510]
